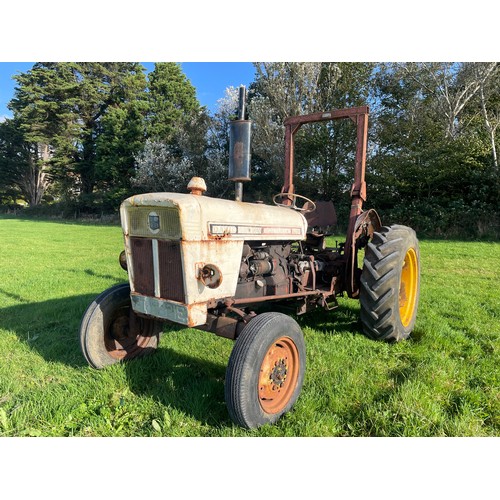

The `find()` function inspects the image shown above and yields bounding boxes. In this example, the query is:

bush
[382,199,499,240]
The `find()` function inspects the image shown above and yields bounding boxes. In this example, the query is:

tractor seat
[304,200,337,237]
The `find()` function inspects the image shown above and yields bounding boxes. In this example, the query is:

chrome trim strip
[152,239,160,297]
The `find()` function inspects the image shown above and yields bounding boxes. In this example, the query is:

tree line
[0,62,498,238]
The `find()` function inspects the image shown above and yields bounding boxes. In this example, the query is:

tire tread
[225,312,305,429]
[359,225,420,342]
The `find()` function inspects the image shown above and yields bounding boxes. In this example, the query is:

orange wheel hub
[258,336,300,414]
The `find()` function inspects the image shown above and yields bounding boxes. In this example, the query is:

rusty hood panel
[121,192,308,242]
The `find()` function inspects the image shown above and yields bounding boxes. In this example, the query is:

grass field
[0,215,498,437]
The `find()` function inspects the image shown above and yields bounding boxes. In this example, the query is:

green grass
[0,215,498,436]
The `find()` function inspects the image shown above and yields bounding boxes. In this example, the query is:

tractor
[79,87,420,429]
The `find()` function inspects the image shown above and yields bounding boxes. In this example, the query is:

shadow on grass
[83,268,125,281]
[295,301,427,345]
[295,302,365,337]
[0,294,230,426]
[0,293,97,368]
[124,329,231,427]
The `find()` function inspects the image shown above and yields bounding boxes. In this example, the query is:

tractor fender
[354,209,382,239]
[346,209,382,298]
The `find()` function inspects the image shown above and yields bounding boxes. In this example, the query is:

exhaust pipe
[229,85,252,201]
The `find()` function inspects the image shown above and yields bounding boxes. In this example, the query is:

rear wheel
[80,283,163,369]
[225,312,306,429]
[360,225,420,341]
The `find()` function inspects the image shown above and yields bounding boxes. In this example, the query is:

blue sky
[0,62,256,120]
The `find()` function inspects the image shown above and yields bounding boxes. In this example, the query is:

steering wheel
[273,193,317,213]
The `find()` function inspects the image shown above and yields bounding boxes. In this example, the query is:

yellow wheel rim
[399,247,418,327]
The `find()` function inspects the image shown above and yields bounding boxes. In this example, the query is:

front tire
[360,225,420,341]
[225,312,306,429]
[80,283,163,369]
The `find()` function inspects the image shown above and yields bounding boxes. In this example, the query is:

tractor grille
[130,237,155,296]
[130,237,185,302]
[158,240,185,302]
[127,207,181,239]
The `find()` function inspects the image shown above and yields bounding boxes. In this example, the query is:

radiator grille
[158,240,185,302]
[130,237,185,302]
[127,207,181,239]
[130,238,155,296]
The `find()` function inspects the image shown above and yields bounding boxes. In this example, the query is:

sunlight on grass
[0,216,498,436]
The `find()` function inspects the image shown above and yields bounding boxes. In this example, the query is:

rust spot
[208,232,232,240]
[180,238,236,246]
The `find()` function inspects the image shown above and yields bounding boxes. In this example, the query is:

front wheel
[80,283,163,369]
[225,312,306,429]
[360,225,420,341]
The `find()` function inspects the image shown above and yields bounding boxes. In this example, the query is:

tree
[0,118,50,206]
[145,63,201,142]
[94,68,149,194]
[133,65,235,198]
[475,63,500,171]
[203,87,239,198]
[67,62,147,196]
[397,62,497,139]
[9,62,148,199]
[133,140,196,192]
[7,63,76,204]
[248,62,374,209]
[133,107,228,197]
[369,62,498,236]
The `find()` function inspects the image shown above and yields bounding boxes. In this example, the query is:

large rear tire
[360,225,420,341]
[225,312,306,429]
[80,283,163,369]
